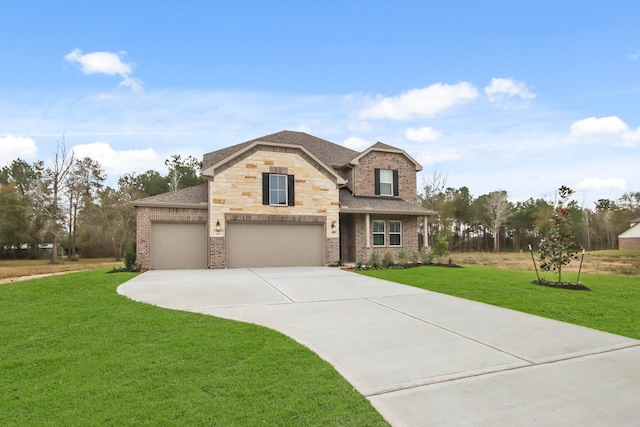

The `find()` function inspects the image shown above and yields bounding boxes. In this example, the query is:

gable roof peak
[202,130,359,172]
[370,141,400,151]
[349,140,423,172]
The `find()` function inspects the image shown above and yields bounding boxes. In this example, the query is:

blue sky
[1,0,639,206]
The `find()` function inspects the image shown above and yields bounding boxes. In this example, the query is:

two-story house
[134,130,435,269]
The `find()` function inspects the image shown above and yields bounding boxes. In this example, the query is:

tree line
[0,139,204,261]
[1,146,638,261]
[419,172,640,252]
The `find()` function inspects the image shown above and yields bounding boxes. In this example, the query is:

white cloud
[620,127,640,147]
[627,51,640,61]
[405,126,441,142]
[360,82,478,120]
[569,116,628,137]
[0,135,37,161]
[343,136,370,150]
[418,148,467,164]
[65,49,143,92]
[71,142,162,175]
[576,178,626,191]
[484,78,536,103]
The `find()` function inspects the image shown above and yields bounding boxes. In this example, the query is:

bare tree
[65,157,105,259]
[419,170,448,211]
[483,190,511,252]
[46,136,74,264]
[419,170,449,247]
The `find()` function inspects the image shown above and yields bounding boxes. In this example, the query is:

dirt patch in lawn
[451,250,640,276]
[0,258,122,284]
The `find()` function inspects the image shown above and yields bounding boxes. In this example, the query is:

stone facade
[136,206,208,270]
[208,148,340,268]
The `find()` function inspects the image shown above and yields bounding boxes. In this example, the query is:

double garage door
[227,222,325,268]
[150,221,324,269]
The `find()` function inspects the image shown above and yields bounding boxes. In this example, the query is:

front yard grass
[360,265,640,340]
[0,270,387,426]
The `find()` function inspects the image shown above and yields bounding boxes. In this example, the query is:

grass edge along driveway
[360,265,640,341]
[0,269,388,427]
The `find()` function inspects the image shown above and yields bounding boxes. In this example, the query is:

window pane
[372,220,385,232]
[379,170,393,196]
[269,174,287,205]
[373,234,385,246]
[389,234,401,246]
[389,221,401,232]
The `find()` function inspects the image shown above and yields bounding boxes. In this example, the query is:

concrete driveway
[118,267,640,426]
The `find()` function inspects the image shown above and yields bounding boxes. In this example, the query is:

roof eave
[339,207,436,216]
[132,202,209,209]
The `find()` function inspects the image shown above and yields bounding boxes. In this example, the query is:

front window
[389,220,402,246]
[379,170,393,196]
[373,220,385,246]
[269,174,287,206]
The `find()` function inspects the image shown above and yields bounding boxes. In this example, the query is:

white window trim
[269,174,288,206]
[389,220,402,246]
[379,169,393,196]
[372,220,385,246]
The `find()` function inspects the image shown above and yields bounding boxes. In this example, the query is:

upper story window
[269,174,287,205]
[262,172,295,206]
[374,168,399,197]
[379,170,393,196]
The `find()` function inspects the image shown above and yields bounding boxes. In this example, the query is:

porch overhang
[339,188,435,216]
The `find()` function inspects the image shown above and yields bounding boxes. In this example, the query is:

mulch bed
[340,262,463,272]
[531,279,591,291]
[107,267,141,274]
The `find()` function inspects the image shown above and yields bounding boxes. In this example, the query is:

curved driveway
[118,267,640,426]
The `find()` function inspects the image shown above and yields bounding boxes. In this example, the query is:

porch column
[365,213,370,247]
[423,216,430,249]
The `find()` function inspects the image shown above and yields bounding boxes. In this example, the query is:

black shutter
[287,175,295,206]
[393,170,399,196]
[374,168,380,195]
[262,172,269,205]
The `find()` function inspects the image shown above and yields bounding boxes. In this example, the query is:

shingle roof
[202,130,360,170]
[370,141,398,150]
[132,183,208,208]
[339,188,435,215]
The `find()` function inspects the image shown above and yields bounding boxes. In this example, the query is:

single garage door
[150,222,207,269]
[227,222,324,268]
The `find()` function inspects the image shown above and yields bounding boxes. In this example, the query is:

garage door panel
[151,222,207,269]
[227,222,324,268]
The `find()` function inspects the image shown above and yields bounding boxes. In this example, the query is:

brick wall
[353,151,418,201]
[351,214,420,263]
[136,206,208,270]
[619,237,640,250]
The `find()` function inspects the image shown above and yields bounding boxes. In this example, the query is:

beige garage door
[227,222,325,268]
[150,222,207,269]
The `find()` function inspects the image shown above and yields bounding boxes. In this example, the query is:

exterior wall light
[215,219,221,232]
[331,221,337,233]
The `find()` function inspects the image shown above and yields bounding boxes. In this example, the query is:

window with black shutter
[262,173,295,206]
[375,169,398,196]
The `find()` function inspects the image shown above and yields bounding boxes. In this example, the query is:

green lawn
[360,266,640,340]
[0,270,387,427]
